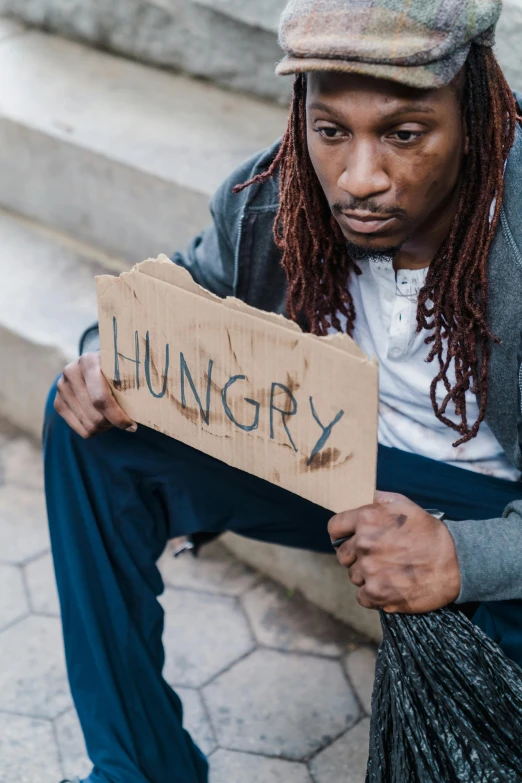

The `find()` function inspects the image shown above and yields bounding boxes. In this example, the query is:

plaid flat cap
[276,0,502,89]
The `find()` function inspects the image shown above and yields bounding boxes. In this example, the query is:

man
[46,0,522,781]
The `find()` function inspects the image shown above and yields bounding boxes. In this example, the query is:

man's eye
[391,130,423,142]
[316,127,344,139]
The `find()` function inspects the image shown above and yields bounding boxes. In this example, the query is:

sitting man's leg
[44,381,210,783]
[43,380,333,783]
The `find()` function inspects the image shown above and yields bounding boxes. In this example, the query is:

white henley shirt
[331,254,520,481]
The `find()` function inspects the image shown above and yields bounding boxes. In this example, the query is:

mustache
[332,199,407,219]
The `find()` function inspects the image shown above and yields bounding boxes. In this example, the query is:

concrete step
[0,0,292,104]
[0,207,129,437]
[2,1,521,102]
[192,0,284,34]
[0,22,287,263]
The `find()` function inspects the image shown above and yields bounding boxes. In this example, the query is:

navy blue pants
[43,380,522,783]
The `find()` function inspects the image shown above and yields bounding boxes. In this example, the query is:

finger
[62,367,110,431]
[81,359,136,431]
[54,395,91,439]
[349,564,365,587]
[336,537,357,568]
[58,375,110,435]
[357,582,389,610]
[332,534,354,549]
[328,511,357,544]
[62,359,115,432]
[355,587,378,610]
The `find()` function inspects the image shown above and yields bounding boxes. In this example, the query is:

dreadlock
[234,44,519,446]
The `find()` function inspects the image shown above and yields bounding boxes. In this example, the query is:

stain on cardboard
[303,448,353,473]
[123,278,140,302]
[168,389,199,425]
[114,375,137,392]
[285,372,300,396]
[148,348,163,388]
[226,329,241,371]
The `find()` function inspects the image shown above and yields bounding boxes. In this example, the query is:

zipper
[519,360,522,414]
[232,208,246,297]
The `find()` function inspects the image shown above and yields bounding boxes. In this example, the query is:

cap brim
[275,55,455,90]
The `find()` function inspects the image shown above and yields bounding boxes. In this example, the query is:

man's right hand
[54,352,137,439]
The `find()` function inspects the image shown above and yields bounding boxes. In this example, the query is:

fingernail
[126,423,138,433]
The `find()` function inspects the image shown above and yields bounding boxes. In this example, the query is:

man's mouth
[339,211,399,235]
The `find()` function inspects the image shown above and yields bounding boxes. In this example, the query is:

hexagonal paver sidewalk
[0,429,377,782]
[160,587,255,688]
[203,649,360,759]
[209,749,312,783]
[309,718,372,783]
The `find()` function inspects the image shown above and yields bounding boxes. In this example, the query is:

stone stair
[0,206,127,436]
[0,0,292,103]
[0,21,287,262]
[192,0,283,33]
[0,17,286,432]
[1,0,521,103]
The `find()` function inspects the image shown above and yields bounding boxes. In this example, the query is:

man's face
[306,72,467,254]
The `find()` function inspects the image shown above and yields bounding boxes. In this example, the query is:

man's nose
[337,141,390,201]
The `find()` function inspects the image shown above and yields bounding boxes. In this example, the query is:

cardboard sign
[96,256,378,513]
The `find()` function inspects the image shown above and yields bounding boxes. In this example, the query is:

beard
[345,238,402,261]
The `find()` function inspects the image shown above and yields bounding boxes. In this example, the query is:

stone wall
[2,0,520,102]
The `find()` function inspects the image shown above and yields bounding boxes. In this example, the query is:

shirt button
[389,347,402,359]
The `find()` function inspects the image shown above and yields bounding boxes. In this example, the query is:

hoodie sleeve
[443,498,522,603]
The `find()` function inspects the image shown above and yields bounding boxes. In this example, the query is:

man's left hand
[328,491,461,613]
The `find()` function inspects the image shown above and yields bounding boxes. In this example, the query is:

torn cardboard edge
[97,255,373,362]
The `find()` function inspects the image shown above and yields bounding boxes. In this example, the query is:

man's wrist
[435,518,461,604]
